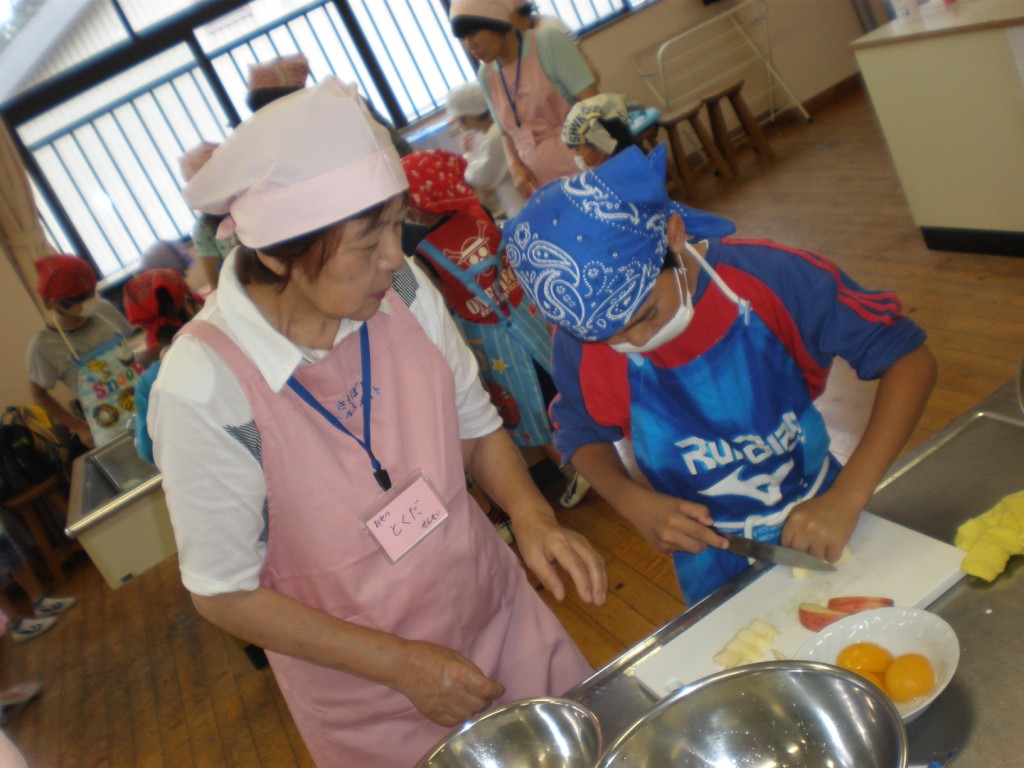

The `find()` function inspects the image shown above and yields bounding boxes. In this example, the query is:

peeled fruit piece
[712,649,745,668]
[798,602,850,632]
[827,596,895,613]
[725,637,761,660]
[714,619,781,668]
[836,642,894,675]
[884,653,935,702]
[747,619,779,644]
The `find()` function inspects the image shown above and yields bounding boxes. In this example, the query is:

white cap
[182,77,407,249]
[449,0,513,23]
[446,82,489,118]
[562,94,629,153]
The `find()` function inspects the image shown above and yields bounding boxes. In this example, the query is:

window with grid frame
[12,0,657,279]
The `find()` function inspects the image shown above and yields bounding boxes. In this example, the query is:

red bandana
[122,269,202,350]
[401,149,479,214]
[35,254,96,302]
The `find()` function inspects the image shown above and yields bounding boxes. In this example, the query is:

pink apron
[186,293,590,767]
[487,30,579,187]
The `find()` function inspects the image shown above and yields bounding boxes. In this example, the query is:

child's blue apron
[627,244,840,604]
[418,242,554,446]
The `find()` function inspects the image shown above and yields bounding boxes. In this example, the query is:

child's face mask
[610,267,693,355]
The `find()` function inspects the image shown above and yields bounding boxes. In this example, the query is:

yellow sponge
[954,517,986,550]
[956,490,1024,581]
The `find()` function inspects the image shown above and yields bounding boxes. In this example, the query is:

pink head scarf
[182,77,407,249]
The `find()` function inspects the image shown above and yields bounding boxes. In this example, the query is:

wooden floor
[3,85,1023,766]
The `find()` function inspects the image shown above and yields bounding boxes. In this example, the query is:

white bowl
[795,606,959,722]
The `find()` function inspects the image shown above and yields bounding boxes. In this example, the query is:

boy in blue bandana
[504,145,937,604]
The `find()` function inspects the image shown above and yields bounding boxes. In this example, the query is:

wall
[577,0,865,110]
[0,243,45,409]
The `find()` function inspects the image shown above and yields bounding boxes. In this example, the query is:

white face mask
[462,129,485,151]
[610,267,693,355]
[573,153,590,172]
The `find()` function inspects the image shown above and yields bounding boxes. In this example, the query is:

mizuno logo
[702,460,793,505]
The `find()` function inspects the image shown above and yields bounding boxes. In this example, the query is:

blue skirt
[457,303,554,447]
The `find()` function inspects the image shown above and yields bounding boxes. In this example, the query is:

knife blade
[722,533,836,572]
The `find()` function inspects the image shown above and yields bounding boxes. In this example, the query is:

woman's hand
[395,639,505,726]
[461,428,607,605]
[513,511,608,605]
[509,160,539,199]
[781,488,862,562]
[618,484,728,555]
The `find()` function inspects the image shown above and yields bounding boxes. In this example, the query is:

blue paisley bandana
[504,145,734,341]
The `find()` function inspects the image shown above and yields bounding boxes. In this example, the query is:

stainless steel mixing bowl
[416,697,603,768]
[598,660,907,767]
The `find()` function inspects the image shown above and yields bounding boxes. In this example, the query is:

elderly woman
[450,0,598,198]
[150,77,605,767]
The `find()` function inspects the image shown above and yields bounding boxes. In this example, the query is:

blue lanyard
[498,31,524,128]
[286,323,392,492]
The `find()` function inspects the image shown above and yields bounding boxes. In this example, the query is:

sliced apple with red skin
[798,602,851,632]
[826,596,894,612]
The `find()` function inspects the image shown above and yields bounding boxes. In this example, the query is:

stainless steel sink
[66,431,174,589]
[67,431,162,535]
[869,380,1024,544]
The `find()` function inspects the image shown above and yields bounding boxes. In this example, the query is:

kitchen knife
[722,533,837,572]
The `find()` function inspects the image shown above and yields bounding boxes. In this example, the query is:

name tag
[361,470,449,563]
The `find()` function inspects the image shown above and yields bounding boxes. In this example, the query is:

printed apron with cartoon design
[487,30,580,187]
[182,294,589,768]
[417,234,554,447]
[56,318,145,446]
[627,253,840,604]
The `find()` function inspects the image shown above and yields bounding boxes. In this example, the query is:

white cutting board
[631,511,966,699]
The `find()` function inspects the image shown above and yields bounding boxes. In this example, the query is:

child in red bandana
[122,269,203,462]
[27,254,139,448]
[402,149,589,508]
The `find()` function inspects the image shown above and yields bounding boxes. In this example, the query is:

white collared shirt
[150,253,501,596]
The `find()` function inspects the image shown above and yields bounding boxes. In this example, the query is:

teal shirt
[191,217,236,263]
[478,28,595,127]
[134,362,160,463]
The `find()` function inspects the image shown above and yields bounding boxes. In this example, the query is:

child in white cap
[150,76,605,768]
[446,81,525,218]
[561,92,636,171]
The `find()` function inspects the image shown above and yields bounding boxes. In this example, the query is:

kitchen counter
[852,0,1024,49]
[851,0,1024,256]
[568,376,1024,764]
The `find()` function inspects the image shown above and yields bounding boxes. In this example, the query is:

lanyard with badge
[498,31,537,157]
[498,31,524,129]
[286,323,449,563]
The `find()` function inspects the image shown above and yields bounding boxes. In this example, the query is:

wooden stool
[700,78,775,176]
[632,117,689,198]
[3,475,80,586]
[656,100,735,198]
